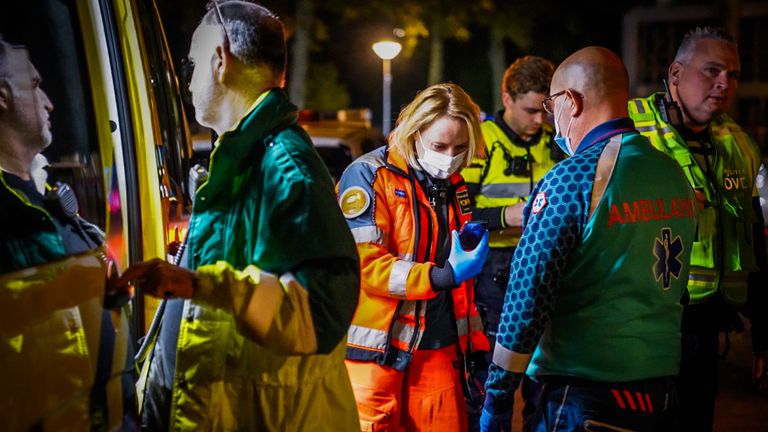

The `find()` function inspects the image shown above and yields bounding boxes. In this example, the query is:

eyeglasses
[542,90,566,114]
[180,0,230,99]
[211,0,231,49]
[542,90,585,114]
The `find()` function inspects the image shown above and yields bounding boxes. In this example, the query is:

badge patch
[394,188,407,198]
[531,192,547,214]
[340,186,371,219]
[456,189,471,215]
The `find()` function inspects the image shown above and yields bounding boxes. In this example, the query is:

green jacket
[164,89,360,431]
[629,94,761,305]
[0,171,133,431]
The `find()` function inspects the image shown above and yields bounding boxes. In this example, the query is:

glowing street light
[372,40,402,136]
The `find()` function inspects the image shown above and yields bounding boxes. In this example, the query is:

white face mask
[416,134,466,179]
[554,96,575,157]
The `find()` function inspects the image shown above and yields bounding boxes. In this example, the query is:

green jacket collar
[194,88,298,210]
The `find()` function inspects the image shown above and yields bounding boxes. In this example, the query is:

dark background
[155,0,767,152]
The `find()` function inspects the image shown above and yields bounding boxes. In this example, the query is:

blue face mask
[554,97,574,157]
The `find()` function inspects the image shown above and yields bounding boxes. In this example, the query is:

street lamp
[372,40,402,136]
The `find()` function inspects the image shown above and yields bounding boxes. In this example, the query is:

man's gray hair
[201,1,286,76]
[674,26,736,64]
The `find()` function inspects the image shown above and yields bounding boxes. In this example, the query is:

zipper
[405,173,427,354]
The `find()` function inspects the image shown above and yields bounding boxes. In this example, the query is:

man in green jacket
[119,2,361,430]
[629,26,768,431]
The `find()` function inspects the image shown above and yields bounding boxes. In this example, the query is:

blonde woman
[337,83,490,431]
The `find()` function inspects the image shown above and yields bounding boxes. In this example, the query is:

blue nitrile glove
[448,229,489,284]
[480,407,512,432]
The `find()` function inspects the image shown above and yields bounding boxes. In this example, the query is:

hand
[754,352,768,392]
[115,258,197,299]
[503,202,526,227]
[448,230,489,284]
[479,407,512,432]
[104,257,133,309]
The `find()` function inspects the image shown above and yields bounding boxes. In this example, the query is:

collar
[214,89,272,147]
[575,117,636,154]
[494,110,542,147]
[0,153,49,194]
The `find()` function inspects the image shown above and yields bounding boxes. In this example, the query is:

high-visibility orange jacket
[337,146,489,371]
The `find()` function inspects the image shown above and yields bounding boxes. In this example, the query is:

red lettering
[684,198,696,218]
[623,201,640,223]
[641,200,652,221]
[669,198,680,218]
[609,204,624,227]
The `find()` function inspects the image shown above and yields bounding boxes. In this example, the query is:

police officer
[462,56,563,351]
[629,26,768,431]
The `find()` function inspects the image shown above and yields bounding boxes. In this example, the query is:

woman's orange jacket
[337,146,489,371]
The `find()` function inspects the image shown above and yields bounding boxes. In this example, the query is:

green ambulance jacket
[162,88,361,431]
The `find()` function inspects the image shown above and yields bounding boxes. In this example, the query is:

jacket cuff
[430,263,457,292]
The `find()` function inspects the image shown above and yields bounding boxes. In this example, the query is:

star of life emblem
[653,227,684,290]
[531,192,547,215]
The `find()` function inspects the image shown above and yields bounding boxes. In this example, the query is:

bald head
[552,46,629,108]
[548,47,631,153]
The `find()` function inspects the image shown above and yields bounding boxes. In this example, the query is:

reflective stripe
[633,99,646,114]
[636,124,675,137]
[392,320,418,347]
[470,314,483,332]
[397,252,414,261]
[394,300,423,349]
[347,325,388,351]
[348,319,424,352]
[400,299,418,316]
[492,341,532,373]
[351,225,384,244]
[456,314,484,337]
[457,317,468,337]
[480,183,531,199]
[688,270,716,282]
[389,260,413,298]
[636,125,656,133]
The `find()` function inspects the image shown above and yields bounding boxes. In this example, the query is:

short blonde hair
[389,83,485,169]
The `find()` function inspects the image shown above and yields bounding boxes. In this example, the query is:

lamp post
[372,40,402,136]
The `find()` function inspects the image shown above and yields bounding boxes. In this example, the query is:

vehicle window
[1,0,109,234]
[134,0,194,258]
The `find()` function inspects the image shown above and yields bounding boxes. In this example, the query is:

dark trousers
[677,297,736,432]
[474,247,515,346]
[677,329,719,432]
[530,376,678,432]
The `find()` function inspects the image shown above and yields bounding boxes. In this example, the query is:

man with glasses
[628,27,768,431]
[118,1,361,430]
[461,55,562,374]
[480,46,697,432]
